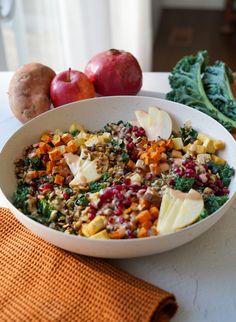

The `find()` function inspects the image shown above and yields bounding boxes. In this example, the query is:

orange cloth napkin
[0,208,177,322]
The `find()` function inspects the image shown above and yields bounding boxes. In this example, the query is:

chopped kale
[179,125,198,145]
[101,172,110,181]
[208,161,234,187]
[199,208,209,220]
[75,194,89,207]
[174,176,195,192]
[203,194,229,216]
[121,152,129,163]
[89,182,106,193]
[38,199,54,218]
[25,157,43,170]
[13,185,29,214]
[64,187,73,196]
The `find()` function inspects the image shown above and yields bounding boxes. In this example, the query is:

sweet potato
[8,63,56,123]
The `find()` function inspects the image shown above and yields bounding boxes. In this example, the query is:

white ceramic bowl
[1,96,236,258]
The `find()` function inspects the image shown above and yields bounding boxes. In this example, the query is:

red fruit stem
[67,67,71,82]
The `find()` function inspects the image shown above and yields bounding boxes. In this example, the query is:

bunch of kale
[166,50,236,131]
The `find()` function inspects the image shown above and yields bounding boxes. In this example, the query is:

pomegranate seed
[131,152,138,162]
[133,126,138,132]
[39,183,53,193]
[195,180,204,187]
[124,178,131,185]
[169,179,175,186]
[119,217,125,224]
[216,179,223,188]
[130,184,141,192]
[125,127,132,134]
[222,187,229,194]
[127,137,133,143]
[89,207,97,215]
[185,169,196,178]
[127,142,135,151]
[108,217,114,224]
[30,181,37,188]
[42,154,49,163]
[123,198,131,207]
[115,205,123,216]
[88,213,95,221]
[63,192,70,199]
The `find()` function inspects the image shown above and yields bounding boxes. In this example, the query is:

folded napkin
[0,208,177,322]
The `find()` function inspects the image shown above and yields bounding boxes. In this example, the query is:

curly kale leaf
[13,185,30,214]
[208,161,234,187]
[75,194,89,207]
[38,199,54,218]
[203,61,236,121]
[174,176,195,192]
[25,157,43,170]
[203,195,229,217]
[166,50,236,131]
[179,124,198,144]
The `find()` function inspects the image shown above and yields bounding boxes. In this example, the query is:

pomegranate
[85,49,142,96]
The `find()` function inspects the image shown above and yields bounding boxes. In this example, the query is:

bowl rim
[1,95,236,243]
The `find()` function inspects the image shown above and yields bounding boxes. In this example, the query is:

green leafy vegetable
[89,182,106,193]
[13,185,29,214]
[25,157,43,170]
[38,199,54,218]
[101,172,110,181]
[174,176,195,192]
[75,194,89,207]
[121,152,129,163]
[179,124,198,144]
[203,61,236,121]
[203,195,229,217]
[166,50,236,131]
[208,161,234,187]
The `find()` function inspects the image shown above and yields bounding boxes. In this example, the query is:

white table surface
[1,72,236,322]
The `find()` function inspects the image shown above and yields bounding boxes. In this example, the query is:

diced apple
[90,229,109,239]
[197,153,211,164]
[203,138,215,154]
[172,137,184,150]
[85,135,100,146]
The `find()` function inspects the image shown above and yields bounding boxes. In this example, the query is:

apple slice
[135,106,172,141]
[159,110,172,140]
[70,159,102,186]
[157,188,204,234]
[173,190,204,230]
[135,110,149,129]
[63,153,80,176]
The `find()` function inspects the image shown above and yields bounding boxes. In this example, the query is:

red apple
[50,68,95,107]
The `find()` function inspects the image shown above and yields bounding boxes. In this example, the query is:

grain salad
[13,107,234,239]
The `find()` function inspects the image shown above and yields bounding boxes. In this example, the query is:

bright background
[0,0,228,72]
